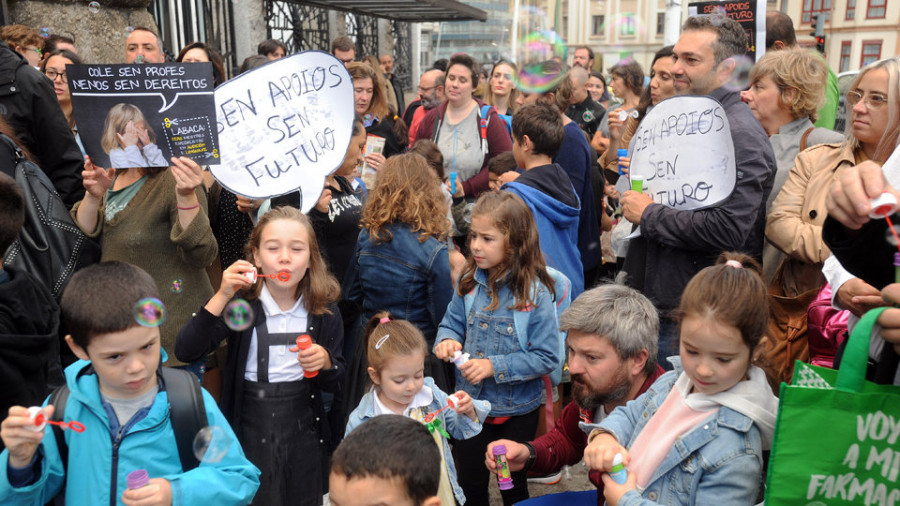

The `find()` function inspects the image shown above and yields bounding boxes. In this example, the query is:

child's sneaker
[526,469,563,485]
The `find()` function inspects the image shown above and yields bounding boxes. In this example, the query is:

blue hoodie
[504,164,584,297]
[0,352,260,505]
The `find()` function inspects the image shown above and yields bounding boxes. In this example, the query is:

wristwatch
[523,442,537,471]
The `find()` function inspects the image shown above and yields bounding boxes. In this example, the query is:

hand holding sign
[211,51,354,212]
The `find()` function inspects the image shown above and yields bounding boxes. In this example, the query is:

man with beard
[485,284,664,502]
[406,68,445,146]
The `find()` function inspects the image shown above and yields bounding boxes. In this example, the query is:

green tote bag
[766,307,900,505]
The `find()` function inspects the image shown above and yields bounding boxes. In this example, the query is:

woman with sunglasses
[766,57,896,306]
[41,49,86,157]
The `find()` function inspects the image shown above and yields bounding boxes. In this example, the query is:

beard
[571,364,633,412]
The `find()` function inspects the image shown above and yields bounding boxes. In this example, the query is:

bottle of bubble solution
[127,469,150,490]
[451,350,470,368]
[493,445,514,491]
[609,453,628,485]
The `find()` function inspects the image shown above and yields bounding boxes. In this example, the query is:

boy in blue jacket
[503,103,584,297]
[0,261,260,505]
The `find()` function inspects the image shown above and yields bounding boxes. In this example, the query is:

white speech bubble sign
[624,95,736,211]
[211,51,354,211]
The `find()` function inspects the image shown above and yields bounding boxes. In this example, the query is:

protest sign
[624,95,736,211]
[688,0,766,61]
[68,63,218,168]
[210,51,354,212]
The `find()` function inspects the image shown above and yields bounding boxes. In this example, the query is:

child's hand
[434,340,462,360]
[484,439,530,473]
[219,260,255,299]
[601,468,637,506]
[1,405,53,468]
[315,186,332,213]
[450,391,477,420]
[117,121,140,147]
[460,358,493,384]
[170,157,204,197]
[298,343,331,372]
[121,477,173,506]
[446,176,464,197]
[135,123,151,147]
[82,156,115,199]
[583,431,628,472]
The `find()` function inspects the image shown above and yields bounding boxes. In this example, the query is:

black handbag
[1,134,100,298]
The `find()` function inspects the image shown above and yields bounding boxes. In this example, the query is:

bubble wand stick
[25,407,85,433]
[870,194,900,283]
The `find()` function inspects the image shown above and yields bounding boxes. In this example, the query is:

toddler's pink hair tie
[725,259,742,269]
[379,316,390,324]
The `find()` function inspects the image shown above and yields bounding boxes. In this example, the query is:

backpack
[0,133,100,299]
[480,105,512,136]
[463,267,571,385]
[48,367,207,474]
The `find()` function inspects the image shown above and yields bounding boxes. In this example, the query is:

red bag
[806,283,849,369]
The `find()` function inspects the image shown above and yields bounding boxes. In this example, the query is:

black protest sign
[67,63,218,168]
[688,0,766,61]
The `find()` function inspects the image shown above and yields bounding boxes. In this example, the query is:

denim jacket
[435,268,560,416]
[345,223,453,344]
[582,359,765,506]
[345,377,490,505]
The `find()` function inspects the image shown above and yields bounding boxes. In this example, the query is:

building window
[620,15,636,36]
[839,41,852,72]
[860,40,882,67]
[846,0,856,19]
[657,13,665,36]
[801,0,832,23]
[592,15,605,37]
[866,0,886,18]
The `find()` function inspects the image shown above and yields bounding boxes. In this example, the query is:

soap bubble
[133,298,166,327]
[39,27,50,39]
[88,1,101,14]
[170,279,183,293]
[513,30,567,94]
[885,225,900,247]
[125,26,134,33]
[582,110,595,123]
[134,55,145,64]
[224,299,253,331]
[193,425,229,463]
[606,13,646,40]
[723,54,754,92]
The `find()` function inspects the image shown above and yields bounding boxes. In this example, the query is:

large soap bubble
[513,30,568,94]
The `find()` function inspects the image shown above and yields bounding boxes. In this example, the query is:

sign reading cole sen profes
[210,51,355,213]
[67,62,219,169]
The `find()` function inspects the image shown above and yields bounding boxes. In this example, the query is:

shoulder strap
[48,385,70,472]
[799,127,815,152]
[161,367,208,471]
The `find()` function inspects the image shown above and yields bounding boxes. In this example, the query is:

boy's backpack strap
[160,367,207,471]
[47,385,70,471]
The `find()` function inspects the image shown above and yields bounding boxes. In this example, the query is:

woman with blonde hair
[343,152,455,412]
[101,103,168,167]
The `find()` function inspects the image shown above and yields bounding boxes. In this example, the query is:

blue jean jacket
[435,269,560,416]
[582,359,763,506]
[345,223,452,343]
[345,377,490,505]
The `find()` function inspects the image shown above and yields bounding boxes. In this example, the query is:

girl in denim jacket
[583,253,779,506]
[435,192,562,505]
[346,313,490,505]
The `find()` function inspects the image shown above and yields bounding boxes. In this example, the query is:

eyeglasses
[847,90,888,110]
[45,69,66,82]
[25,47,41,55]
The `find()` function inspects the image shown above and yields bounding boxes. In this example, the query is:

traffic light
[810,13,826,54]
[816,35,826,54]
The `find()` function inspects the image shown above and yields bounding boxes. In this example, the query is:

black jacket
[0,266,60,451]
[175,296,344,434]
[0,42,84,207]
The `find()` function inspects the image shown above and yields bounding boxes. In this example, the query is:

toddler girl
[101,103,167,167]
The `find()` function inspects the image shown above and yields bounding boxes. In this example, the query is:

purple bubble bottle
[493,445,514,491]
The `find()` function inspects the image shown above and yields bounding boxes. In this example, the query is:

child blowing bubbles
[175,206,343,506]
[0,262,259,505]
[345,313,490,505]
[583,253,779,506]
[434,191,562,505]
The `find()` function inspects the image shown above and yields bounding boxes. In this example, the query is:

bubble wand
[25,407,85,433]
[870,194,900,283]
[423,394,460,423]
[245,271,290,283]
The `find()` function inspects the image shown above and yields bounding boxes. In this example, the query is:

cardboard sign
[626,95,736,211]
[688,0,767,61]
[210,51,354,211]
[68,63,218,168]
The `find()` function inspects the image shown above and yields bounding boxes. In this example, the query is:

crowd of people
[0,9,899,506]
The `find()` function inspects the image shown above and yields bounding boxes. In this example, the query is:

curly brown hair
[457,192,555,311]
[359,152,450,244]
[243,206,340,314]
